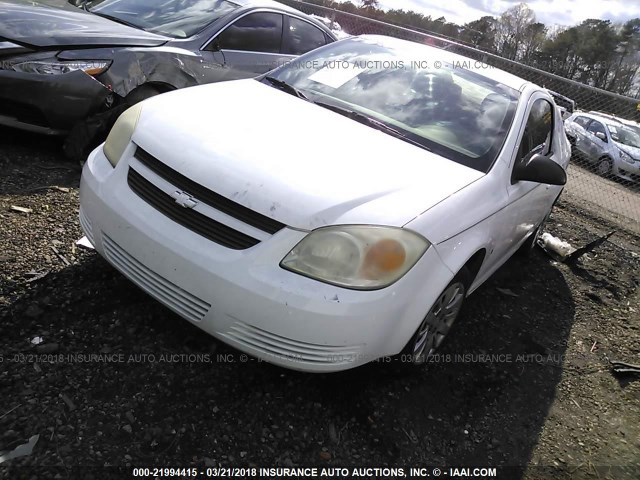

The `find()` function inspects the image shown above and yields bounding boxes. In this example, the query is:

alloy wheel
[411,280,466,363]
[597,158,612,176]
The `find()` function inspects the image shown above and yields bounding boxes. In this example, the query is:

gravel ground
[1,127,639,480]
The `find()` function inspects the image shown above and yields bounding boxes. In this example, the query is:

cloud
[377,0,489,25]
[372,0,640,26]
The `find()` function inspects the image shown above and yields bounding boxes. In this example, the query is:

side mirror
[513,154,567,186]
[595,131,607,142]
[208,38,221,52]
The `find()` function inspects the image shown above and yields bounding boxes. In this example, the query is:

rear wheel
[404,268,470,365]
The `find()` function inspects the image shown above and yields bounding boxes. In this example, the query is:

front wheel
[404,269,470,365]
[596,157,613,177]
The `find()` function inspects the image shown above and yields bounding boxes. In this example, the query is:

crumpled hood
[0,0,168,48]
[132,79,484,230]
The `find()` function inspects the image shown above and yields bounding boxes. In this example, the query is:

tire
[596,157,613,177]
[517,209,552,257]
[516,222,544,257]
[403,268,471,365]
[125,84,161,105]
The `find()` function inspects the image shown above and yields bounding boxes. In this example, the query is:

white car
[80,35,569,372]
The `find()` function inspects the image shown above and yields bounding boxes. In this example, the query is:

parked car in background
[565,111,640,182]
[80,35,569,372]
[0,0,336,158]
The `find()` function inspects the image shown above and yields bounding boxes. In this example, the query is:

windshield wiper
[264,76,309,100]
[90,11,144,31]
[314,101,431,152]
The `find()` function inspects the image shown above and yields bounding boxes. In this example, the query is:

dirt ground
[1,127,639,480]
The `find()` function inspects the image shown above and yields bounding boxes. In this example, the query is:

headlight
[10,59,111,75]
[280,225,430,290]
[104,104,143,167]
[619,148,635,164]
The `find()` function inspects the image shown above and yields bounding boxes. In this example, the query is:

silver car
[564,111,640,182]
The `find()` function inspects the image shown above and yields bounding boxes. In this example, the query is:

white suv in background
[565,111,640,182]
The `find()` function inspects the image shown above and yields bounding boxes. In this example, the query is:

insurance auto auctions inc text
[255,466,497,478]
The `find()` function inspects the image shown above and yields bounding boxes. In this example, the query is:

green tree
[360,0,379,9]
[607,19,640,94]
[495,3,537,60]
[573,19,618,87]
[461,16,498,51]
[521,22,547,63]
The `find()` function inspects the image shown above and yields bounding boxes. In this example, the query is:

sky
[372,0,640,27]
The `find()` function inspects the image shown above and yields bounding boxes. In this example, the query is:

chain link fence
[280,0,640,235]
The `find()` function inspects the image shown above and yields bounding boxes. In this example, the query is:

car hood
[0,39,30,57]
[615,142,640,160]
[132,80,484,231]
[0,0,168,48]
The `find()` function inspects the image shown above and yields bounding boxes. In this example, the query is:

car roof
[357,35,532,92]
[587,111,640,128]
[234,0,318,16]
[575,111,626,127]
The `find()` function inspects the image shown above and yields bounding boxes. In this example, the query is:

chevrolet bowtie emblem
[171,191,198,209]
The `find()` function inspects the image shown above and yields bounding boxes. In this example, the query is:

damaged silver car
[0,0,336,158]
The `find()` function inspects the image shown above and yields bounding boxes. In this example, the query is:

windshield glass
[89,0,239,38]
[623,124,640,141]
[607,124,640,148]
[266,37,520,172]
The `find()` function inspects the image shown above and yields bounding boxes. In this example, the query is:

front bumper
[618,159,640,182]
[0,69,111,134]
[79,146,454,372]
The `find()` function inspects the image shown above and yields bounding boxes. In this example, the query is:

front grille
[102,234,211,323]
[134,147,285,234]
[222,321,362,365]
[128,168,260,250]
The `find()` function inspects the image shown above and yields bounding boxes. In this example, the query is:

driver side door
[491,96,559,265]
[583,119,608,162]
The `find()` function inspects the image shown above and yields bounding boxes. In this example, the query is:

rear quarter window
[283,16,327,55]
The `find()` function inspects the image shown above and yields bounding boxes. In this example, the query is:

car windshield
[623,124,640,141]
[266,37,520,172]
[607,124,640,148]
[89,0,240,38]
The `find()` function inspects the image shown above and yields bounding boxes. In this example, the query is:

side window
[216,12,283,53]
[283,16,327,55]
[586,120,606,137]
[574,116,590,128]
[517,99,553,164]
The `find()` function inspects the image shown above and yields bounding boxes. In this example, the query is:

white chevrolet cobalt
[80,36,569,372]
